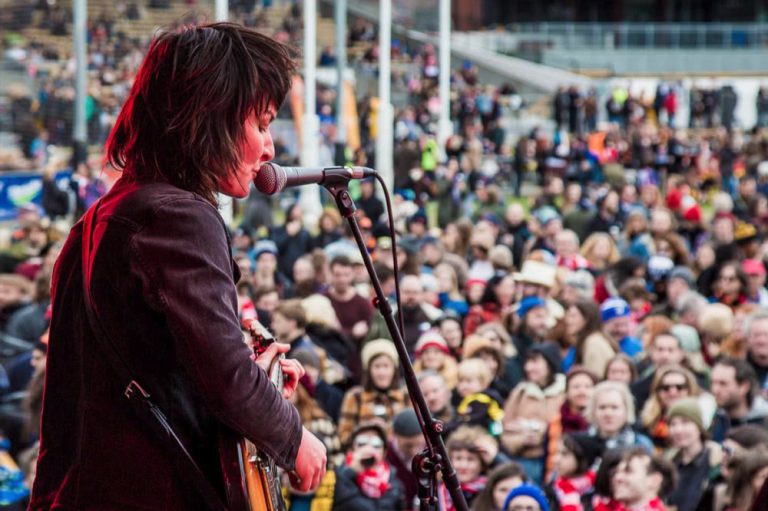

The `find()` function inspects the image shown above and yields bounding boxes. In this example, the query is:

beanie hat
[668,266,695,288]
[415,330,450,357]
[392,409,421,437]
[670,324,701,354]
[682,204,702,223]
[647,255,674,282]
[735,222,758,243]
[517,296,547,319]
[291,348,321,370]
[666,397,705,433]
[528,342,562,375]
[252,239,278,260]
[503,483,549,511]
[361,339,400,370]
[600,297,631,322]
[533,206,561,226]
[564,270,595,292]
[743,258,767,277]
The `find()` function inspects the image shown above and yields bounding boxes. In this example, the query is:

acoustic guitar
[221,319,287,511]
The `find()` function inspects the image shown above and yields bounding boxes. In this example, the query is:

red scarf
[594,496,667,511]
[347,453,391,499]
[560,403,590,433]
[438,477,487,511]
[554,472,595,511]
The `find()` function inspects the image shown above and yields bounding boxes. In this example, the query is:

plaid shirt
[338,386,408,445]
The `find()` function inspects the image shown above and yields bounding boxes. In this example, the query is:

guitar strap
[80,200,230,511]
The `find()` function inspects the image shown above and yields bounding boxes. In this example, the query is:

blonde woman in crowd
[580,232,621,273]
[639,365,709,451]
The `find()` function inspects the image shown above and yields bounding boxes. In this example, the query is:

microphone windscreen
[254,162,286,195]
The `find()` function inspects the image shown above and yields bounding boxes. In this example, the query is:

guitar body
[219,320,287,511]
[241,438,285,511]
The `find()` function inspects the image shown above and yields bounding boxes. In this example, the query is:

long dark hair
[106,22,296,205]
[569,298,611,361]
[470,461,527,511]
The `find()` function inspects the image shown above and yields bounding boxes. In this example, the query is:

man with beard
[367,274,441,356]
[745,310,768,392]
[512,296,551,360]
[324,255,373,344]
[710,357,768,442]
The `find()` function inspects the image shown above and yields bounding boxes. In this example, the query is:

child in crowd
[412,329,459,389]
[451,358,505,437]
[547,434,601,511]
[439,425,492,510]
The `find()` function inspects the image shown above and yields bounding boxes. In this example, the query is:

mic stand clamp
[414,445,442,511]
[322,178,469,511]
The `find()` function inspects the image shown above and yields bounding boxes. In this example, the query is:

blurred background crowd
[1,0,768,510]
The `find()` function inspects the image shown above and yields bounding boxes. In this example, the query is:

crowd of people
[2,1,768,511]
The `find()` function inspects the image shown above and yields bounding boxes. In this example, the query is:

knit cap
[415,330,450,356]
[666,397,705,433]
[503,483,549,511]
[600,298,631,322]
[517,296,547,319]
[361,339,400,370]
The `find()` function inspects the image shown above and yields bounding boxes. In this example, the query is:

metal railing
[504,22,768,50]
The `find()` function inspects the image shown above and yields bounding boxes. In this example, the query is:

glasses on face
[354,437,384,449]
[508,506,541,511]
[659,383,688,393]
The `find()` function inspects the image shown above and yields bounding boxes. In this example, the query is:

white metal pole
[438,0,452,150]
[335,0,347,146]
[376,0,393,190]
[215,0,228,22]
[215,0,232,224]
[73,0,87,165]
[300,0,323,221]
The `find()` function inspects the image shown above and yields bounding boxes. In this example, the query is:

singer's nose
[261,129,275,163]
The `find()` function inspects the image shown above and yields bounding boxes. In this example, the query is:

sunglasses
[354,437,384,449]
[659,383,688,392]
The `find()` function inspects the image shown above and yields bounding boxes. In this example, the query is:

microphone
[254,162,376,195]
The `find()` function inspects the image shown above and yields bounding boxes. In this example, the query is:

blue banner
[0,170,72,221]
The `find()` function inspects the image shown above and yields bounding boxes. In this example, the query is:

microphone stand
[322,176,468,511]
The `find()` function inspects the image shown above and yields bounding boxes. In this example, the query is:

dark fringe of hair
[105,22,297,206]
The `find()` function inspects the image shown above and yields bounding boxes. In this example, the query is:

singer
[29,23,326,510]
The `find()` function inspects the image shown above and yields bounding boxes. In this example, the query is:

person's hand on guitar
[252,342,305,399]
[289,426,327,492]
